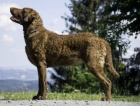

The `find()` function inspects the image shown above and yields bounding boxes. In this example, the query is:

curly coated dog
[10,7,119,101]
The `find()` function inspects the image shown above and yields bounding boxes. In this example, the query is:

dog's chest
[25,45,36,65]
[25,37,46,65]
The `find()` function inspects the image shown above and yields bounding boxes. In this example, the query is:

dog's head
[10,7,42,25]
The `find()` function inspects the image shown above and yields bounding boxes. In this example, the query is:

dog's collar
[27,26,43,38]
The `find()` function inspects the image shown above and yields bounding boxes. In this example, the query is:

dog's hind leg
[86,61,111,101]
[100,72,112,101]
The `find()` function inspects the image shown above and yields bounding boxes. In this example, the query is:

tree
[62,0,97,33]
[118,51,140,95]
[108,0,140,38]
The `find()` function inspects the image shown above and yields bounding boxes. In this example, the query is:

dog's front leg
[33,61,47,100]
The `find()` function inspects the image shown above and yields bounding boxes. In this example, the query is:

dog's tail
[105,42,120,79]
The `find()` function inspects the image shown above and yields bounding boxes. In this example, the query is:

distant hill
[0,79,38,92]
[0,68,38,80]
[0,68,56,92]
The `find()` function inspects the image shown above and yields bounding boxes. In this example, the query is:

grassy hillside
[0,92,140,102]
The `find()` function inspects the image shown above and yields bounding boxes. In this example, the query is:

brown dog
[10,7,119,101]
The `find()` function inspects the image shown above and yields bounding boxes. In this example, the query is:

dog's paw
[32,95,46,100]
[101,97,110,101]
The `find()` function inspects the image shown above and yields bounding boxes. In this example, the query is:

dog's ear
[23,14,31,22]
[22,8,34,22]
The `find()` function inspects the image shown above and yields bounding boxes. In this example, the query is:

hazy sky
[0,0,139,69]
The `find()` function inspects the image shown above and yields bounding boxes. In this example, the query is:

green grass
[0,92,140,102]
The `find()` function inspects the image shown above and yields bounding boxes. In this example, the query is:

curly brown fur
[10,7,120,101]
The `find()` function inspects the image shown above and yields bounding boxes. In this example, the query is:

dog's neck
[23,17,43,39]
[26,26,43,38]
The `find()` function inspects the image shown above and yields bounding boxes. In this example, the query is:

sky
[0,0,140,69]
